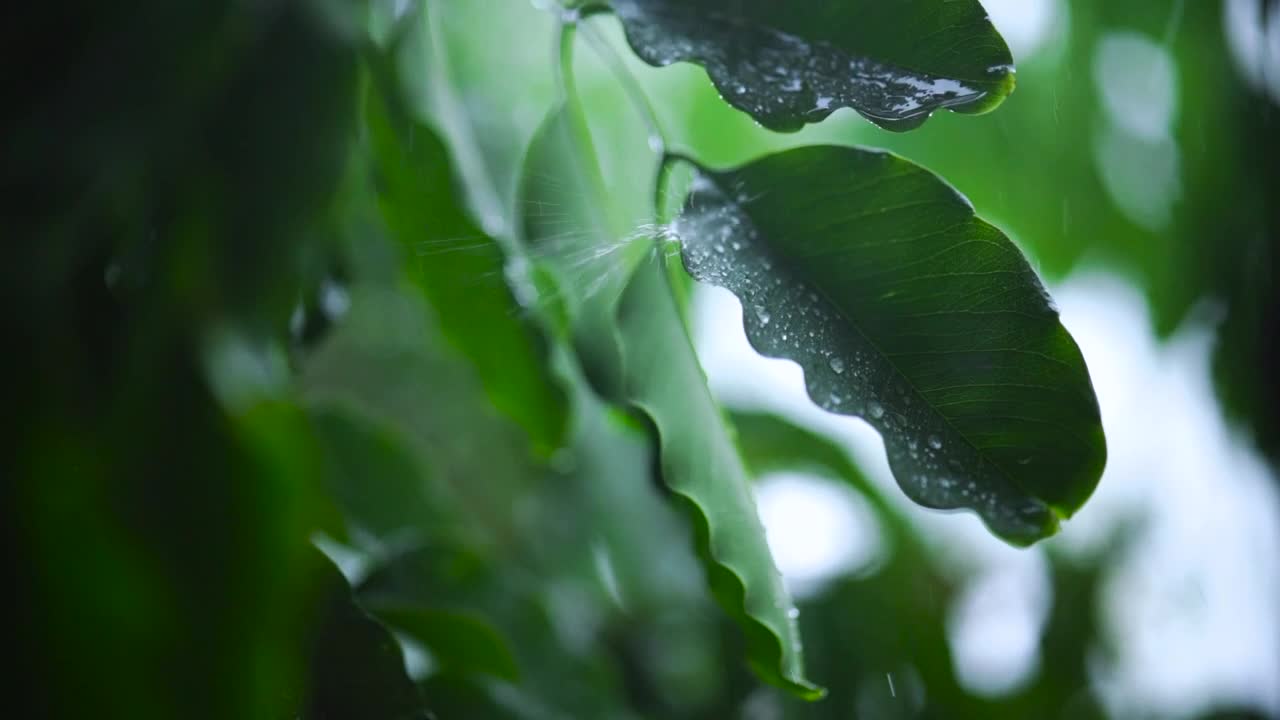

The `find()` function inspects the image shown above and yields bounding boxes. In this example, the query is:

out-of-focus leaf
[363,63,569,455]
[300,280,539,558]
[726,415,1115,719]
[520,103,651,396]
[613,254,823,700]
[673,147,1105,545]
[374,605,521,681]
[729,411,919,553]
[308,405,441,548]
[604,0,1014,132]
[298,550,431,720]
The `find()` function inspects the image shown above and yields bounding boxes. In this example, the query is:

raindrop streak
[887,673,896,698]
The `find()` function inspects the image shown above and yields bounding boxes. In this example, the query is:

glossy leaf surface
[615,256,823,699]
[674,147,1106,545]
[607,0,1015,131]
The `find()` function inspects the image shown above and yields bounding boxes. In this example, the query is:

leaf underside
[608,0,1015,132]
[674,146,1106,545]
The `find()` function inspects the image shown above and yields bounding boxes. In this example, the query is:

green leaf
[614,255,824,699]
[300,280,540,556]
[298,550,431,720]
[605,0,1015,132]
[363,65,569,455]
[729,411,919,553]
[310,406,439,542]
[519,104,651,397]
[520,101,820,698]
[673,146,1106,545]
[373,605,522,681]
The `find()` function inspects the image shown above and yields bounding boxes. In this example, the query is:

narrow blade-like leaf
[615,256,824,698]
[673,147,1106,545]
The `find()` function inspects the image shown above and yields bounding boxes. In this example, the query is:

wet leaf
[298,550,432,720]
[606,0,1015,132]
[614,255,824,699]
[674,147,1106,545]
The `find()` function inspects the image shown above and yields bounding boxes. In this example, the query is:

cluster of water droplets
[611,0,1002,131]
[671,172,1053,543]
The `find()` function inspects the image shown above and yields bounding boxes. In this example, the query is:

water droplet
[828,393,842,406]
[928,435,943,450]
[787,607,800,619]
[753,305,771,325]
[867,401,885,419]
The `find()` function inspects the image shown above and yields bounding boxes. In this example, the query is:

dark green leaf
[614,256,824,699]
[606,0,1015,132]
[298,550,431,720]
[674,146,1105,545]
[364,70,569,456]
[374,605,522,681]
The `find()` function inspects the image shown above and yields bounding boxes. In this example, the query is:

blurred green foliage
[4,1,1276,719]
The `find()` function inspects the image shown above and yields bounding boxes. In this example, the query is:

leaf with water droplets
[674,147,1106,545]
[615,255,824,699]
[606,0,1015,132]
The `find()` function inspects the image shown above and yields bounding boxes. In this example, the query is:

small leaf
[364,66,569,455]
[373,605,521,681]
[520,103,821,698]
[673,147,1106,545]
[298,549,431,720]
[607,0,1015,132]
[519,104,651,396]
[614,255,824,699]
[730,410,917,549]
